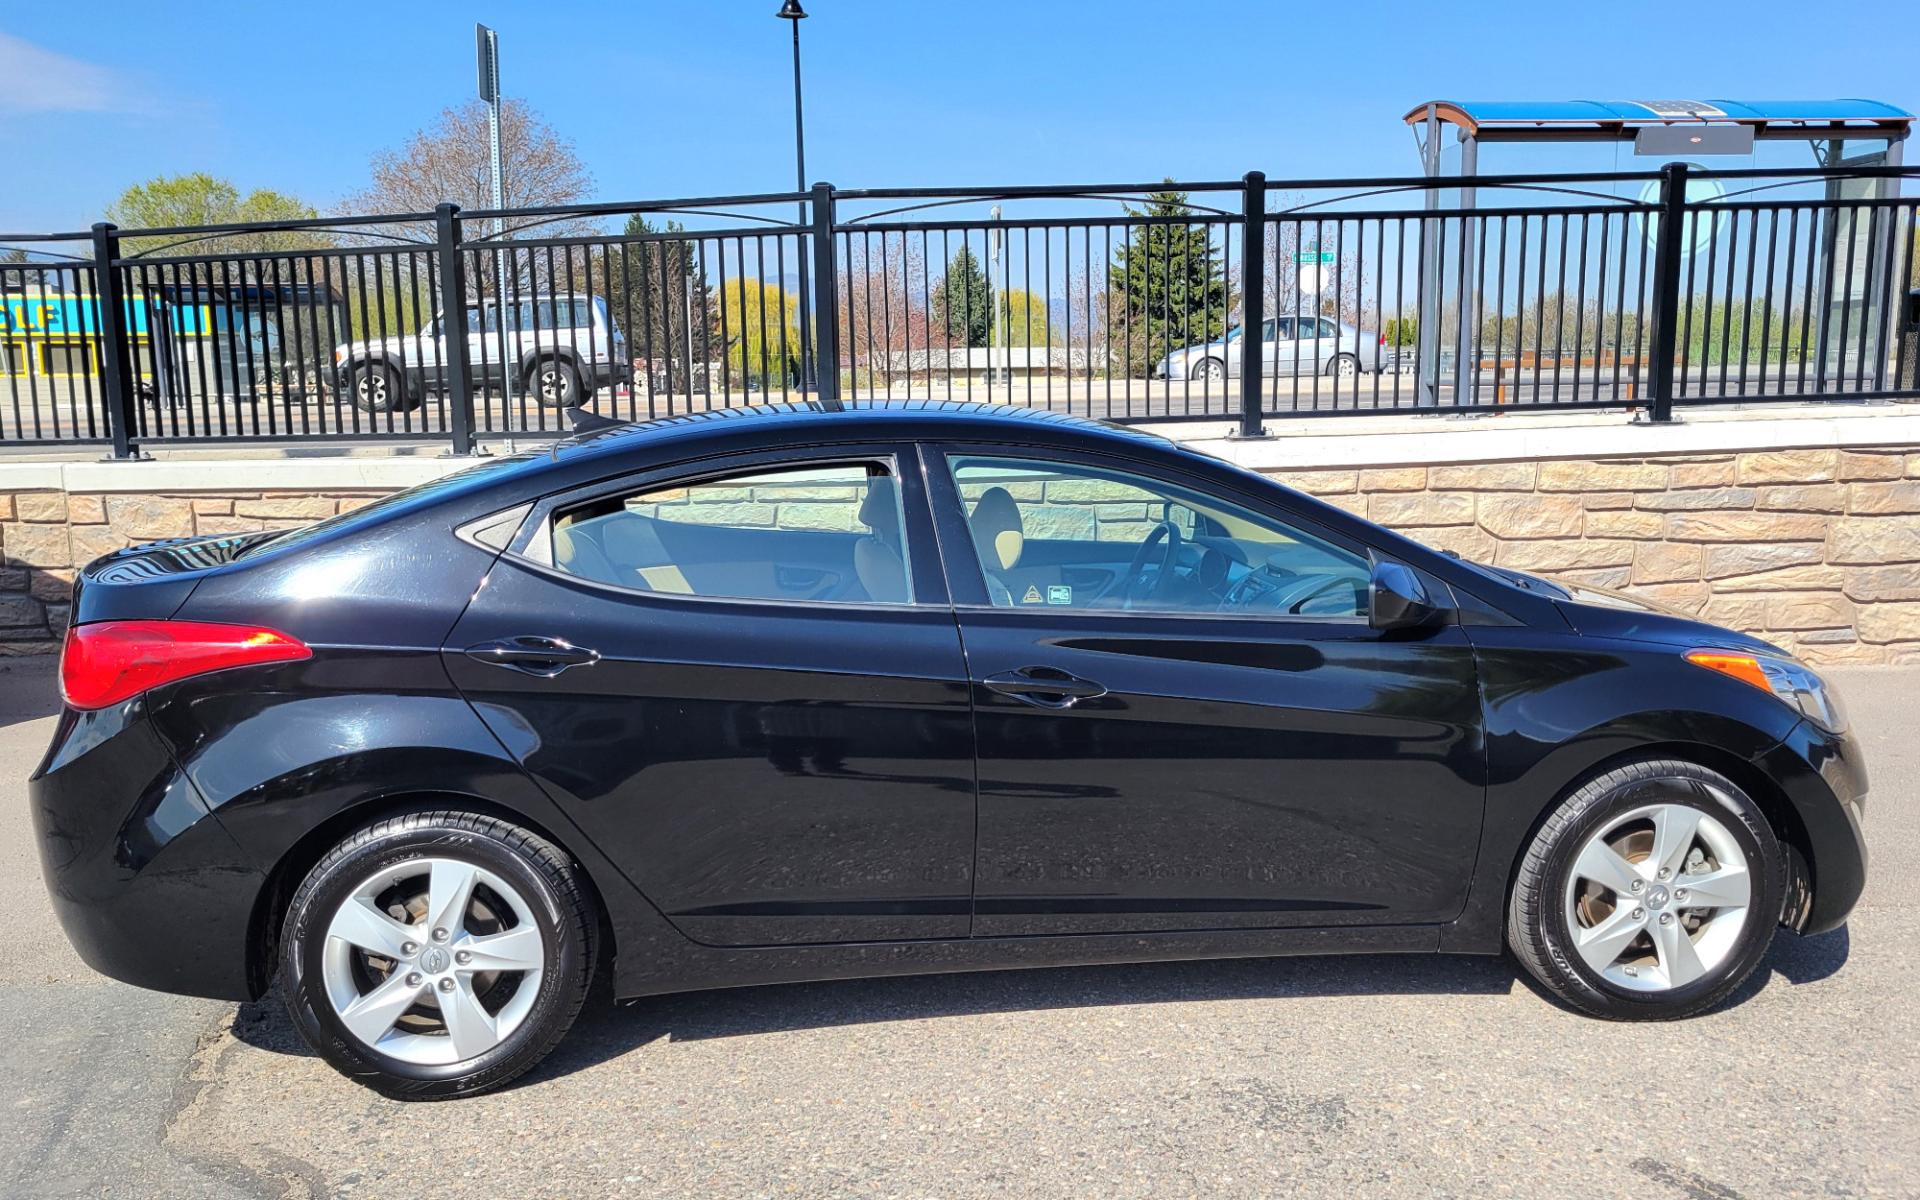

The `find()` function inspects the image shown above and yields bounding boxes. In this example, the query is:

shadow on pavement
[0,656,58,733]
[225,925,1852,1089]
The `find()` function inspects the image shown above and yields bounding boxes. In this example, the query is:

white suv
[333,293,629,413]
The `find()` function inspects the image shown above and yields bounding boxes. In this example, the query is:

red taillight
[1378,333,1388,346]
[60,620,311,710]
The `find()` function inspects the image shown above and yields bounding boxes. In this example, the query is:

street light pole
[778,1,814,393]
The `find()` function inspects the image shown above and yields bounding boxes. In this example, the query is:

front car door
[926,444,1485,937]
[444,444,978,946]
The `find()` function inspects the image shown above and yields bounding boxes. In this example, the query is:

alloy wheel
[1562,802,1752,992]
[320,857,546,1065]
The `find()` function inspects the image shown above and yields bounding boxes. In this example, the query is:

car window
[549,460,914,605]
[1272,317,1295,339]
[1316,318,1339,337]
[523,298,590,330]
[947,455,1369,618]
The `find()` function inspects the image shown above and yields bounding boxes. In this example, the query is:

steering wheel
[1119,520,1183,609]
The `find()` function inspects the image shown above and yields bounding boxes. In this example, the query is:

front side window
[949,455,1368,618]
[550,460,913,605]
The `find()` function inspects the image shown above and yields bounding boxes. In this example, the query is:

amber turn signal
[1682,649,1773,693]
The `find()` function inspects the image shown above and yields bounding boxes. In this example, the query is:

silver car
[333,293,630,413]
[1155,316,1385,382]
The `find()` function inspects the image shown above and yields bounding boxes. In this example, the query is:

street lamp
[777,1,814,391]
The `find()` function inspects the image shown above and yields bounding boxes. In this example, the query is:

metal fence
[3,164,1915,457]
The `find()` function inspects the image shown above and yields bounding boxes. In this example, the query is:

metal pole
[1872,137,1905,392]
[991,206,1006,387]
[791,18,814,392]
[1416,104,1444,408]
[478,25,512,398]
[809,182,838,404]
[1643,161,1689,424]
[89,222,140,459]
[1453,134,1479,404]
[1235,171,1268,438]
[435,203,478,454]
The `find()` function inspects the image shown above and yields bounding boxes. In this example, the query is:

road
[0,653,1913,1199]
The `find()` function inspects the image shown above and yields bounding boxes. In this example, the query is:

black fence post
[434,203,477,455]
[89,222,140,459]
[810,182,840,404]
[1642,161,1689,424]
[1235,171,1268,438]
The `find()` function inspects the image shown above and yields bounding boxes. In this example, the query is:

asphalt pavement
[1,654,1913,1199]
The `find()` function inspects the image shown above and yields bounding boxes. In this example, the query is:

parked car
[332,293,629,413]
[1156,316,1386,382]
[35,403,1864,1099]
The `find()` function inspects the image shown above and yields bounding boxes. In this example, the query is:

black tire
[1324,352,1360,378]
[1193,357,1225,384]
[350,362,408,414]
[279,810,597,1100]
[527,357,585,408]
[1506,757,1785,1020]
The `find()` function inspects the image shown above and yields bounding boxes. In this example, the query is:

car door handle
[982,667,1108,709]
[464,636,601,677]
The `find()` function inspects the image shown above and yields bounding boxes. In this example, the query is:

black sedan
[32,403,1867,1099]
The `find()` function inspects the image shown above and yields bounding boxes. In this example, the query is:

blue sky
[2,0,1915,231]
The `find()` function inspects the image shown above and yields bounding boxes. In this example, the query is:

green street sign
[1295,250,1335,265]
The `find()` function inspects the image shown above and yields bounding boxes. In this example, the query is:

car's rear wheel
[1326,352,1360,378]
[279,810,597,1100]
[528,357,585,407]
[1507,757,1784,1020]
[1192,357,1224,385]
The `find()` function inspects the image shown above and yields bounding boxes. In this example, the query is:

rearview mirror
[1370,559,1442,631]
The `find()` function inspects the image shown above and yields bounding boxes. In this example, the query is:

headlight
[1685,649,1849,732]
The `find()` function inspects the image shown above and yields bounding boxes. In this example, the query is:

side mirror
[1370,559,1443,631]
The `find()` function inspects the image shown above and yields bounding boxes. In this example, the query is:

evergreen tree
[1108,187,1232,375]
[609,215,713,387]
[930,245,993,348]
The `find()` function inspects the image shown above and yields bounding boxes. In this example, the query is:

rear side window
[549,461,914,605]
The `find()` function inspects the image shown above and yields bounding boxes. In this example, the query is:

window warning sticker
[1047,585,1073,605]
[1021,585,1044,604]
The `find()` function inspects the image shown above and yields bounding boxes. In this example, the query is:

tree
[931,246,992,348]
[349,99,591,226]
[1108,186,1232,375]
[604,215,712,390]
[715,279,799,386]
[107,173,321,255]
[996,288,1052,347]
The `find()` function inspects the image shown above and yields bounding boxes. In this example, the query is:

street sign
[475,24,499,103]
[1296,264,1324,295]
[1295,249,1335,265]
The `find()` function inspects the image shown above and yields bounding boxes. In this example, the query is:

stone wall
[1268,446,1920,665]
[4,441,1919,664]
[0,491,386,655]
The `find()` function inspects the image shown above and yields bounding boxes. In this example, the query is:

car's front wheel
[1507,757,1785,1020]
[279,810,597,1100]
[350,363,408,413]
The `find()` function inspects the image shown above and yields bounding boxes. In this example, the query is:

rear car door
[928,444,1485,937]
[443,444,977,947]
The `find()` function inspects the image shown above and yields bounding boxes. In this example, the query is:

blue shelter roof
[1405,100,1912,133]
